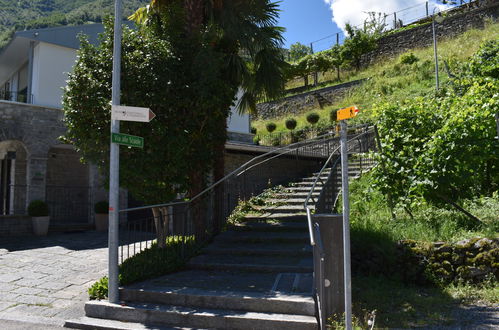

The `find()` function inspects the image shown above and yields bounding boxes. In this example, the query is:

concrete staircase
[65,157,373,330]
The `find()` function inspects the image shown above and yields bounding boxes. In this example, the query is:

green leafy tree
[64,0,286,241]
[289,42,312,62]
[341,23,378,70]
[372,40,499,222]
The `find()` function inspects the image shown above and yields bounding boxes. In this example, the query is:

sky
[277,0,453,52]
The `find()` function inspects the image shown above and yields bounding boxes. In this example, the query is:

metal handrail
[303,127,375,330]
[303,128,374,246]
[121,130,340,213]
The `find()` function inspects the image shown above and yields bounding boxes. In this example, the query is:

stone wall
[362,0,499,66]
[0,216,32,236]
[255,79,365,120]
[225,147,323,195]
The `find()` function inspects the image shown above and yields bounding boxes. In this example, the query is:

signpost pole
[340,120,352,330]
[108,0,122,304]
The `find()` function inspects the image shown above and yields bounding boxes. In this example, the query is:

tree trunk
[436,192,483,225]
[188,170,205,241]
[152,207,169,248]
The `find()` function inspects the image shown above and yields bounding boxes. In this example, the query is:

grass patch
[352,276,457,328]
[253,21,499,133]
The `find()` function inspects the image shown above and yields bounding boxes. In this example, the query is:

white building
[0,24,251,140]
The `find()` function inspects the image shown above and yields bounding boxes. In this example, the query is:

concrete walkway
[0,231,108,328]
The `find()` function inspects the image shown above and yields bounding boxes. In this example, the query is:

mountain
[0,0,148,49]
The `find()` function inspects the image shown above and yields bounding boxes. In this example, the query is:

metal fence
[45,185,90,224]
[117,131,357,266]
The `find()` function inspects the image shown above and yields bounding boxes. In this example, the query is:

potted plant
[94,201,109,231]
[28,200,50,236]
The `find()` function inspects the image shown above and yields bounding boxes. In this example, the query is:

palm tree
[130,0,287,237]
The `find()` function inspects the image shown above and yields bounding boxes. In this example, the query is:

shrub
[306,112,320,125]
[250,126,257,134]
[88,276,108,300]
[27,200,49,217]
[285,118,297,130]
[400,52,419,65]
[266,122,277,132]
[94,201,109,214]
[88,235,198,299]
[330,109,338,122]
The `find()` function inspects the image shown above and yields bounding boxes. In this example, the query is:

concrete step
[187,254,312,273]
[83,300,317,330]
[65,316,196,330]
[274,192,319,199]
[231,221,308,232]
[260,205,310,214]
[120,286,315,316]
[242,214,307,223]
[124,269,312,295]
[214,231,309,244]
[202,242,311,256]
[294,181,323,187]
[266,198,307,205]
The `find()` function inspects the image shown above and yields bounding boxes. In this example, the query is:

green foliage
[372,40,499,209]
[88,276,108,300]
[27,200,49,217]
[250,126,257,134]
[94,201,108,214]
[119,236,197,285]
[88,235,198,299]
[330,108,338,122]
[288,42,311,62]
[468,39,499,79]
[400,52,419,65]
[285,118,297,130]
[306,112,320,125]
[266,122,277,132]
[341,23,379,70]
[0,0,147,50]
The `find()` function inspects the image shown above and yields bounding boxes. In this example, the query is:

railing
[45,185,90,224]
[303,127,377,330]
[0,91,33,104]
[117,131,354,267]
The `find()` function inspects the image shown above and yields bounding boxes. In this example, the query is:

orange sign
[337,106,359,120]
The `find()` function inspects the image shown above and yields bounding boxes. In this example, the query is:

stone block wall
[255,79,365,121]
[0,216,32,236]
[225,149,323,192]
[362,1,499,66]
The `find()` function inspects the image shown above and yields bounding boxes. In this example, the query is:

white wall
[31,42,77,108]
[227,89,250,134]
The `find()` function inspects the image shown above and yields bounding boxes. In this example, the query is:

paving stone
[0,301,16,312]
[37,281,71,291]
[0,273,22,283]
[13,294,55,305]
[0,282,19,292]
[1,292,20,302]
[0,231,108,326]
[12,287,45,295]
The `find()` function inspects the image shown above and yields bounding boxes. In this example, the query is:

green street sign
[111,133,144,148]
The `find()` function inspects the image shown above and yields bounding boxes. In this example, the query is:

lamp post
[432,7,444,92]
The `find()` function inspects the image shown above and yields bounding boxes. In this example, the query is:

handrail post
[340,120,352,330]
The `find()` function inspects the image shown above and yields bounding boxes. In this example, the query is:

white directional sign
[111,105,156,122]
